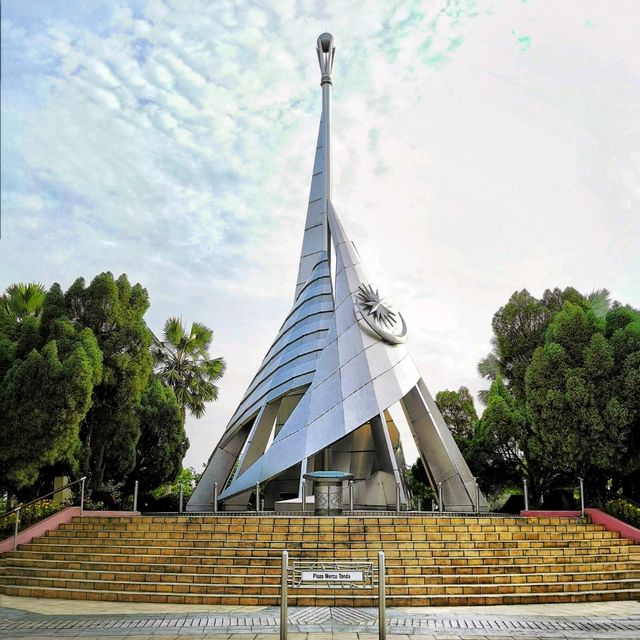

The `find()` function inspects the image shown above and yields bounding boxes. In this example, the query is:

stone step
[1,581,638,607]
[3,514,638,608]
[47,530,622,543]
[6,556,637,576]
[52,521,617,531]
[6,548,636,568]
[18,540,637,559]
[59,518,606,528]
[39,537,629,551]
[5,564,640,587]
[2,572,639,597]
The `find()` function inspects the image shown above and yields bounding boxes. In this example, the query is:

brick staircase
[1,514,639,606]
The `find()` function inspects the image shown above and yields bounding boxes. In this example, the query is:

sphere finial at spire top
[318,32,334,53]
[316,33,335,84]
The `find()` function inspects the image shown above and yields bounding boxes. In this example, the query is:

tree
[526,302,640,500]
[474,286,636,506]
[477,287,586,402]
[59,273,154,488]
[0,273,224,499]
[472,377,533,499]
[435,386,478,445]
[1,283,46,324]
[0,322,102,491]
[152,317,226,422]
[131,376,189,491]
[405,458,435,509]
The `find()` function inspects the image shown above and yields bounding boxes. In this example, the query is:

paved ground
[1,595,640,639]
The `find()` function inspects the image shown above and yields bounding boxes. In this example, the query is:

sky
[2,0,639,471]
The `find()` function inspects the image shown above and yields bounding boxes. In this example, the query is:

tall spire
[293,33,336,299]
[188,34,485,514]
[317,32,335,212]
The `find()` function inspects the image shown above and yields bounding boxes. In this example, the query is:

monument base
[274,496,315,513]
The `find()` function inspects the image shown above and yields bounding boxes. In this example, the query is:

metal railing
[0,477,87,550]
[522,477,587,515]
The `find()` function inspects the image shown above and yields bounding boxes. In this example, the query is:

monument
[188,34,485,512]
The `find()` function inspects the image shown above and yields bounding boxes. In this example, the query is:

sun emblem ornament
[355,283,408,345]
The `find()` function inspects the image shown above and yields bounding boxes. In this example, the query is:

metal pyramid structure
[188,34,485,512]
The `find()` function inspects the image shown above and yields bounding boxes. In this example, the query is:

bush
[0,499,64,539]
[602,498,640,528]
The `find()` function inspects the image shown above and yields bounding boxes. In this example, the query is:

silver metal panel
[344,263,372,296]
[372,355,418,410]
[307,369,342,423]
[267,317,330,356]
[341,381,378,431]
[229,372,314,429]
[236,401,280,475]
[339,351,372,398]
[244,343,324,398]
[363,342,400,380]
[303,199,325,234]
[283,294,331,329]
[401,382,486,511]
[295,254,328,291]
[336,240,361,271]
[309,334,339,387]
[261,426,309,481]
[309,172,324,203]
[334,291,359,337]
[337,321,375,366]
[257,386,311,443]
[187,426,249,511]
[333,267,351,308]
[295,122,326,297]
[305,404,345,455]
[232,356,316,422]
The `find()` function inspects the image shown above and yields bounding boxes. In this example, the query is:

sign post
[133,480,139,512]
[378,551,386,640]
[280,550,288,640]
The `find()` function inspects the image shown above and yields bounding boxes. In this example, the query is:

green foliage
[0,499,65,539]
[152,317,226,421]
[435,386,478,443]
[405,458,435,510]
[1,272,223,501]
[602,498,640,529]
[144,467,201,512]
[526,302,639,499]
[131,376,189,491]
[474,287,639,506]
[1,282,46,324]
[61,273,154,487]
[0,322,101,490]
[471,377,530,498]
[477,287,587,401]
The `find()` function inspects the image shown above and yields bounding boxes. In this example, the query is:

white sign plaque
[301,570,364,582]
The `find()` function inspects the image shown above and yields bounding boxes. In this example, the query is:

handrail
[0,476,87,520]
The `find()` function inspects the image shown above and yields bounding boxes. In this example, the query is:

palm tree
[1,282,46,322]
[476,336,503,405]
[152,317,226,422]
[586,288,611,319]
